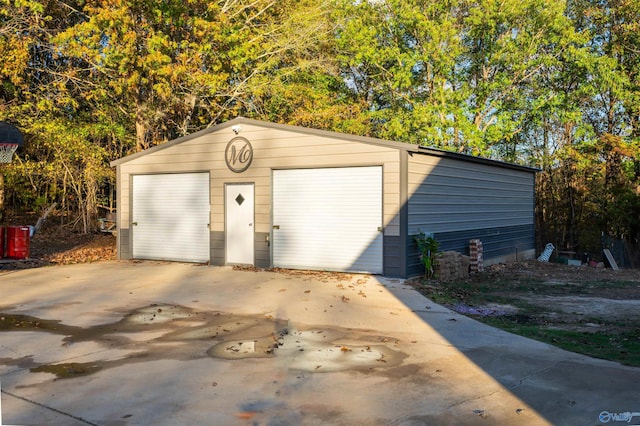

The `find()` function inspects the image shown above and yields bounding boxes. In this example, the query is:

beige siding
[117,123,402,260]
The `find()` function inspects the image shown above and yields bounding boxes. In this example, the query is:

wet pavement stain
[0,303,406,380]
[0,313,80,335]
[31,362,102,378]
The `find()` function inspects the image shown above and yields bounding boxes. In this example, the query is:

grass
[482,317,640,367]
[413,275,640,367]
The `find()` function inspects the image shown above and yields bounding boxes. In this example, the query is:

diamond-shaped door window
[235,193,245,206]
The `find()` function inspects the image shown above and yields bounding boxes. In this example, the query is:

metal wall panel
[408,156,534,234]
[132,173,210,262]
[272,167,383,274]
[407,224,536,276]
[407,155,535,274]
[383,235,402,278]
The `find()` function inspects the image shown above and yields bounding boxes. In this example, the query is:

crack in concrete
[443,388,504,412]
[1,388,97,426]
[510,360,565,389]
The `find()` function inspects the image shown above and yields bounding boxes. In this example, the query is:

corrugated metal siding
[210,231,225,266]
[408,155,534,234]
[272,167,383,274]
[435,224,536,257]
[118,229,130,260]
[115,119,535,276]
[407,155,535,275]
[255,232,270,268]
[117,124,401,266]
[383,235,402,277]
[131,173,210,262]
[407,224,535,277]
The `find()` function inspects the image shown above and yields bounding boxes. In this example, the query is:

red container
[0,226,5,259]
[6,226,30,259]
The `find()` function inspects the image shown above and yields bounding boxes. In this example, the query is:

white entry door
[225,183,255,265]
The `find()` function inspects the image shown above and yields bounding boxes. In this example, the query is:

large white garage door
[132,173,210,263]
[272,167,383,274]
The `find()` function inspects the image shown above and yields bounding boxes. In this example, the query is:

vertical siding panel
[407,155,535,273]
[114,123,401,271]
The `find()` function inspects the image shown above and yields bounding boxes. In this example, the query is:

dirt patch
[522,296,640,321]
[0,225,116,270]
[411,260,640,366]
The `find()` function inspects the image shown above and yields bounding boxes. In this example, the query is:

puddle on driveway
[0,304,406,379]
[30,362,102,378]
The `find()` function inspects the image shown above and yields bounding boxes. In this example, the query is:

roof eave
[110,118,244,167]
[111,117,539,173]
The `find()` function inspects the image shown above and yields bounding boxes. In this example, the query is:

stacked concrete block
[469,239,484,273]
[435,251,471,282]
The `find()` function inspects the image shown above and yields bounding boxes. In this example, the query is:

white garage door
[272,167,383,274]
[132,173,210,262]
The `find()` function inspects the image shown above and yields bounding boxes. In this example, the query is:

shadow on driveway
[0,262,638,425]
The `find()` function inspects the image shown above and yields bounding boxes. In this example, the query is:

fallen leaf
[236,412,256,420]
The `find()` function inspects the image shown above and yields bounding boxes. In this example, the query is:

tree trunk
[135,96,150,152]
[136,120,147,153]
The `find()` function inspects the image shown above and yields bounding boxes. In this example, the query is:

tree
[55,0,346,151]
[333,0,467,145]
[459,0,588,160]
[0,0,99,222]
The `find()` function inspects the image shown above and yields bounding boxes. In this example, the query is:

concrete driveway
[1,262,639,426]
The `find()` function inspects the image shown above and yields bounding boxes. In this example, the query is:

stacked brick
[435,251,470,282]
[469,239,484,273]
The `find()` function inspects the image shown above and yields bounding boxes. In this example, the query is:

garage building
[111,118,537,278]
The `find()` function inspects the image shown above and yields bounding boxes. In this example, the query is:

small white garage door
[272,167,383,274]
[132,173,210,262]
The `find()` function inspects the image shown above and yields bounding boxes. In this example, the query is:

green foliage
[0,0,638,249]
[6,118,116,231]
[414,231,440,278]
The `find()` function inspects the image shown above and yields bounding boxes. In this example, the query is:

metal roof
[111,117,538,173]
